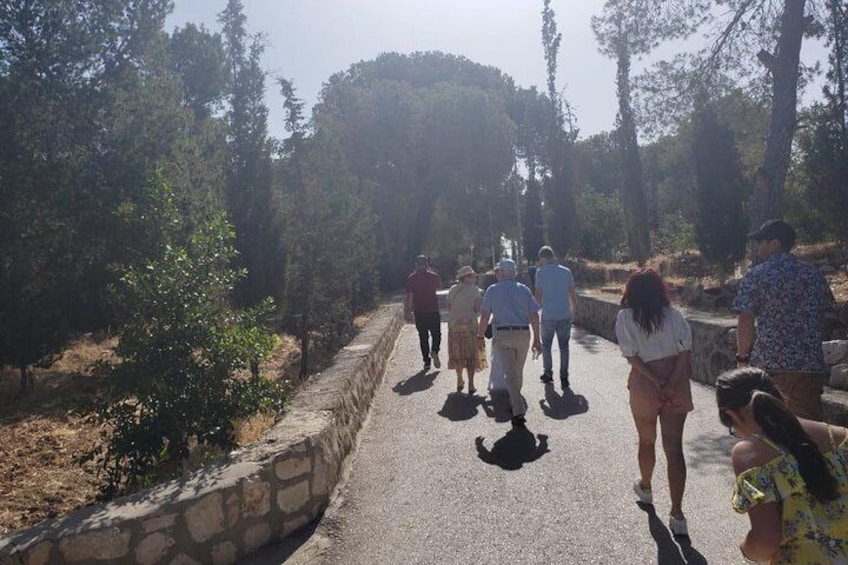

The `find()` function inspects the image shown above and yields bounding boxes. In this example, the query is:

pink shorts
[628,355,694,419]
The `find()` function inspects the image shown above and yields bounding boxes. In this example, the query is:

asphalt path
[251,322,751,564]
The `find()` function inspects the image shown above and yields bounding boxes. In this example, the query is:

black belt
[495,325,529,331]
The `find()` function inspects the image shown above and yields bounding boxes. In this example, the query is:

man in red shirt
[405,255,442,371]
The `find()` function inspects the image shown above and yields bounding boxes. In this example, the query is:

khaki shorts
[769,371,825,421]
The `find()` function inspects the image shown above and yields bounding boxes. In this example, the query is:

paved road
[251,323,750,564]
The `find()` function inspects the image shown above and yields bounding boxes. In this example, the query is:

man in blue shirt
[534,246,578,389]
[733,219,836,420]
[477,258,542,428]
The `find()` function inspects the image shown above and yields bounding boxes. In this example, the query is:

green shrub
[89,215,284,496]
[577,186,627,261]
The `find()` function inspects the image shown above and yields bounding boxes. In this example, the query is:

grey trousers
[493,329,530,417]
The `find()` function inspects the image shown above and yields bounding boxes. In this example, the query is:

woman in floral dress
[717,367,848,564]
[447,266,487,394]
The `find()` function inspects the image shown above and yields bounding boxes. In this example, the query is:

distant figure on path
[447,266,487,394]
[733,219,836,421]
[478,258,542,428]
[615,268,693,537]
[716,367,848,564]
[405,255,442,371]
[534,245,578,389]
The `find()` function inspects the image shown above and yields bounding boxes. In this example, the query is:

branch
[757,49,777,72]
[707,0,759,68]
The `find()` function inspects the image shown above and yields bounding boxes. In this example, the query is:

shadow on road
[685,431,737,472]
[392,369,438,396]
[437,392,485,421]
[539,384,589,420]
[572,328,603,354]
[475,428,549,470]
[481,391,512,423]
[638,502,708,565]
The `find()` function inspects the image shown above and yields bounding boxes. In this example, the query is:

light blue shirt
[481,279,540,327]
[534,263,575,321]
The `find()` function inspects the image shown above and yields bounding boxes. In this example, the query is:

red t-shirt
[405,270,440,313]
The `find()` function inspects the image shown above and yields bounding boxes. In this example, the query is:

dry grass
[0,331,302,534]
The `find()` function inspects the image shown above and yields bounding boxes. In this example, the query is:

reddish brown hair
[620,268,671,335]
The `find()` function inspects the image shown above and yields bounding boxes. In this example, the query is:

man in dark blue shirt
[733,220,836,420]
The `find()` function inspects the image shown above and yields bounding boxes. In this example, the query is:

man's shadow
[437,392,485,421]
[392,369,438,396]
[475,428,549,470]
[481,391,513,423]
[638,503,708,565]
[539,384,589,420]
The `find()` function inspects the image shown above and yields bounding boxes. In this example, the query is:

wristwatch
[735,353,750,363]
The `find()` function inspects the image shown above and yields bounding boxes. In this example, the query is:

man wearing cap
[534,245,578,389]
[733,219,836,420]
[405,255,442,371]
[477,258,542,428]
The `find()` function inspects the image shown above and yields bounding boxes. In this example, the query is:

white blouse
[615,307,693,362]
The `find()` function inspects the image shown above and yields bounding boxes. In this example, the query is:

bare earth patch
[0,333,301,534]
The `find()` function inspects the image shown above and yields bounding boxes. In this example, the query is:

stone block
[185,493,224,543]
[225,492,241,528]
[25,541,53,565]
[243,523,272,553]
[831,364,848,390]
[211,542,238,565]
[136,533,175,565]
[170,554,200,565]
[275,456,311,481]
[311,453,330,498]
[726,328,738,347]
[142,513,177,534]
[59,528,130,562]
[283,514,310,537]
[277,480,310,514]
[241,478,271,518]
[823,341,848,365]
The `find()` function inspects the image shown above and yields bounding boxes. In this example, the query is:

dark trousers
[414,311,442,364]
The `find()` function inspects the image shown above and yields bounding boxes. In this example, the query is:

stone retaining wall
[573,292,737,386]
[573,292,848,426]
[0,304,405,565]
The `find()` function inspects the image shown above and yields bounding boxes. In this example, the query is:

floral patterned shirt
[732,429,848,565]
[732,253,836,373]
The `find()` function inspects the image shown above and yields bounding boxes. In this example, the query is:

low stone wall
[0,304,404,565]
[574,292,848,425]
[573,292,736,386]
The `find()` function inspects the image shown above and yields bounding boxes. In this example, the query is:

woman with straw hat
[447,265,487,393]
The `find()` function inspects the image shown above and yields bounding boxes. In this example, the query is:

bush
[88,216,284,496]
[577,186,627,261]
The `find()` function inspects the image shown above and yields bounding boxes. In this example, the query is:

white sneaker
[633,480,653,504]
[432,352,441,368]
[669,515,688,536]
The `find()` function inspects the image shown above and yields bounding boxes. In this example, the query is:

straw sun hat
[456,265,476,279]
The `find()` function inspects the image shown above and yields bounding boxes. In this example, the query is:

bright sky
[167,0,829,140]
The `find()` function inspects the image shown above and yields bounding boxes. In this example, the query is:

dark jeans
[542,318,571,379]
[414,311,442,364]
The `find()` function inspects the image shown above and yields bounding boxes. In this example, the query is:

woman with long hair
[615,268,694,536]
[716,367,848,563]
[447,266,487,394]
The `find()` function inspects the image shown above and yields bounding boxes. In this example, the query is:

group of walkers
[404,219,848,564]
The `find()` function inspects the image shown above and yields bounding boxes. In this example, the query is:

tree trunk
[299,311,310,379]
[19,363,32,394]
[616,40,651,266]
[753,0,809,227]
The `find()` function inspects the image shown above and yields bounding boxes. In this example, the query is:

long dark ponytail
[717,368,838,503]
